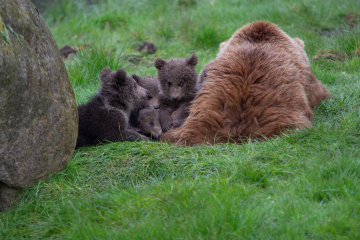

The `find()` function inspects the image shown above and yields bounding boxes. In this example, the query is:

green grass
[1,0,360,239]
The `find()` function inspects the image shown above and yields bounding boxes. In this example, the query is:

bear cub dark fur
[76,68,149,149]
[154,55,198,132]
[129,106,162,139]
[129,74,162,139]
[131,75,160,109]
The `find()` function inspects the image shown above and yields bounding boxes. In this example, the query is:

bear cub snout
[130,106,162,139]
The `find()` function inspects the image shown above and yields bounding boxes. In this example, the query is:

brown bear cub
[129,107,162,139]
[76,68,149,149]
[154,55,198,132]
[162,21,330,146]
[131,75,160,109]
[129,74,162,139]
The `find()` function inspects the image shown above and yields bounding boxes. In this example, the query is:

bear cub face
[129,74,162,139]
[155,55,198,102]
[131,74,160,108]
[137,107,162,139]
[100,68,148,110]
[154,55,199,132]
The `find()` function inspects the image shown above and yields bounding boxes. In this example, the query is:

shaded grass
[66,42,127,104]
[2,0,360,238]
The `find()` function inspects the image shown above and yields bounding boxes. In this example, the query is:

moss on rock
[0,0,78,211]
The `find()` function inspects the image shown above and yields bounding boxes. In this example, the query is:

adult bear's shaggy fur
[162,21,330,145]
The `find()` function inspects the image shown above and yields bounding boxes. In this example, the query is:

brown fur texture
[131,74,160,108]
[155,55,198,132]
[129,74,162,139]
[130,106,162,139]
[196,61,212,91]
[162,21,330,146]
[196,41,230,91]
[76,68,149,149]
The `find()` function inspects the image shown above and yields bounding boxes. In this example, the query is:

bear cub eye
[180,82,184,87]
[150,122,154,127]
[147,95,153,100]
[167,82,172,86]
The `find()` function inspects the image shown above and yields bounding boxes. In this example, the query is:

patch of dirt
[318,13,359,36]
[312,49,346,61]
[317,28,344,36]
[137,42,157,55]
[125,54,143,64]
[344,12,358,28]
[59,45,78,60]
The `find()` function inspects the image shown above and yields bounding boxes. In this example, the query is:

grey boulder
[0,0,78,211]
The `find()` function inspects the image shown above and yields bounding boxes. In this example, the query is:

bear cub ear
[100,68,127,84]
[132,74,142,85]
[113,68,127,85]
[154,58,166,70]
[293,38,305,49]
[186,54,198,67]
[100,67,112,82]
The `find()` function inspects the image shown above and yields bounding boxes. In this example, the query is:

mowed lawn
[1,0,360,239]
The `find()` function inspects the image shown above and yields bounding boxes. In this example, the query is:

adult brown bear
[162,21,330,145]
